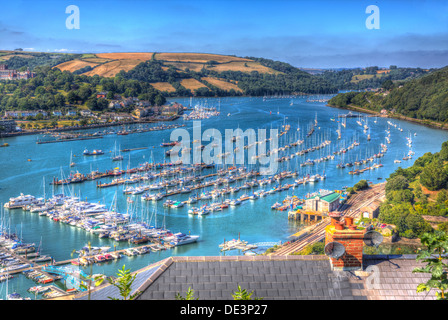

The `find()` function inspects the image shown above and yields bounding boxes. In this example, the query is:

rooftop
[72,254,436,300]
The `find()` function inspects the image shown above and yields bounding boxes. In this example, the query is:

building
[133,107,154,119]
[360,200,382,219]
[80,110,93,117]
[0,119,17,132]
[52,111,63,117]
[71,254,435,300]
[4,110,47,118]
[304,191,340,213]
[60,218,437,301]
[0,64,35,80]
[162,102,184,115]
[96,91,108,99]
[66,110,77,117]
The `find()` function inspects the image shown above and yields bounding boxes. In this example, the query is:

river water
[1,95,447,298]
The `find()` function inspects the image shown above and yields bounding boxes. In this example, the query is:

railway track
[272,183,386,256]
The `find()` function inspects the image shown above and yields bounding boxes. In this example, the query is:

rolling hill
[328,66,448,126]
[51,52,337,96]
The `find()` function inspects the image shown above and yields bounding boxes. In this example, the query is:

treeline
[0,66,166,112]
[318,66,431,90]
[328,66,448,123]
[378,141,448,238]
[118,58,337,97]
[1,52,81,71]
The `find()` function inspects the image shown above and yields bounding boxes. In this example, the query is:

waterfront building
[0,119,17,132]
[304,191,340,212]
[4,110,47,119]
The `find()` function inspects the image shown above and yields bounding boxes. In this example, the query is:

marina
[1,95,448,299]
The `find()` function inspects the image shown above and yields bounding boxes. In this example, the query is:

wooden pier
[288,210,327,223]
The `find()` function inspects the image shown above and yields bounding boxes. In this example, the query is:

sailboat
[69,150,76,167]
[112,142,123,161]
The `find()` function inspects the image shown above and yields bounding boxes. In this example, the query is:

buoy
[28,159,32,162]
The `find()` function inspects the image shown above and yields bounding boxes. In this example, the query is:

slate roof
[73,254,436,300]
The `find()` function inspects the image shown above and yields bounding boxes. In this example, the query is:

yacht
[169,233,199,246]
[4,194,44,209]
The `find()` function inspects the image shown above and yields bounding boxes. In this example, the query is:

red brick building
[0,64,35,80]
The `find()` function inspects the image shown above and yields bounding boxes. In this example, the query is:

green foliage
[420,160,448,191]
[413,231,448,300]
[329,66,448,124]
[437,190,448,204]
[386,189,414,204]
[379,202,432,237]
[320,67,430,91]
[295,241,325,255]
[386,175,409,193]
[231,285,262,300]
[0,67,166,112]
[121,57,337,97]
[175,287,199,300]
[101,265,138,300]
[353,179,369,191]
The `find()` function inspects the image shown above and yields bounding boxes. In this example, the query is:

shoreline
[327,103,448,132]
[0,115,180,139]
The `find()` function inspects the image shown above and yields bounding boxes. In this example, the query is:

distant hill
[318,66,433,90]
[51,52,337,96]
[328,66,448,125]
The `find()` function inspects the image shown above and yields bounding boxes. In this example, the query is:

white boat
[4,194,43,209]
[169,233,199,246]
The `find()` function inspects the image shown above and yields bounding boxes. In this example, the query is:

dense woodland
[378,141,448,238]
[120,58,339,97]
[0,66,166,112]
[0,52,81,71]
[318,66,432,90]
[328,66,448,123]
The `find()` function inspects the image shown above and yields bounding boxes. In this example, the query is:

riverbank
[0,115,180,139]
[328,102,448,131]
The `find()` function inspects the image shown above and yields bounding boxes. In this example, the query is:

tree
[154,95,165,106]
[382,79,394,91]
[232,285,262,300]
[95,265,138,300]
[354,180,369,191]
[437,190,448,204]
[175,287,198,300]
[420,161,448,191]
[386,175,409,193]
[413,231,448,300]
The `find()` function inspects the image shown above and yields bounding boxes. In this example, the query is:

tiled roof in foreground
[74,255,436,300]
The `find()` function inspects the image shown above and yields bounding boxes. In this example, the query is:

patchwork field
[150,82,176,93]
[351,74,384,83]
[207,61,280,74]
[154,52,250,63]
[163,61,205,72]
[84,59,142,77]
[201,77,243,92]
[0,54,34,61]
[96,52,154,61]
[51,52,284,93]
[180,78,207,91]
[53,59,99,72]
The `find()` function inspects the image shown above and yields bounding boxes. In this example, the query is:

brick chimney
[325,218,365,271]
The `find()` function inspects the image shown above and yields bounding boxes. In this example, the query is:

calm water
[1,95,447,298]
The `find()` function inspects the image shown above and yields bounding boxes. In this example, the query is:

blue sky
[1,0,447,68]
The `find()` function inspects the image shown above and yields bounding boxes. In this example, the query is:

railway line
[271,183,386,256]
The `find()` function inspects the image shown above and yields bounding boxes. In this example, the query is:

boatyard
[1,95,448,300]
